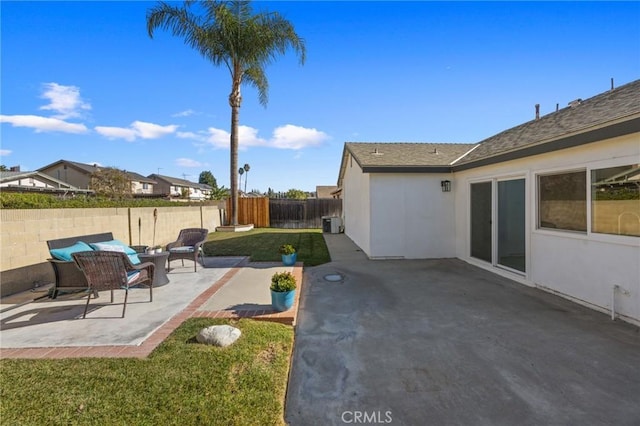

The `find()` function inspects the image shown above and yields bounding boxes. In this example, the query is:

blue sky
[1,1,639,192]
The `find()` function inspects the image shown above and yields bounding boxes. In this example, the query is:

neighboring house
[315,185,339,199]
[337,79,640,325]
[37,160,157,195]
[148,174,211,200]
[0,170,93,195]
[127,172,157,196]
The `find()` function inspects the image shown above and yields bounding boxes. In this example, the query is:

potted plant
[278,244,297,266]
[270,271,297,311]
[155,245,163,253]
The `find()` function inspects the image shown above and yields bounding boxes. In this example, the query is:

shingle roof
[346,142,477,169]
[38,160,156,183]
[337,79,640,185]
[150,174,202,188]
[0,170,75,187]
[457,79,640,165]
[125,171,156,184]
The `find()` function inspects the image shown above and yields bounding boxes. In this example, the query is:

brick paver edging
[191,261,304,326]
[0,260,303,359]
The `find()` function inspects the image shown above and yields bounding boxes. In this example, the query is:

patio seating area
[0,256,304,359]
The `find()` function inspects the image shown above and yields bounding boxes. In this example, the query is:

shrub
[278,244,296,255]
[270,271,297,292]
[0,193,220,209]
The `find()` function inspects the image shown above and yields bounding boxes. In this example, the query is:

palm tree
[243,163,250,193]
[238,167,244,195]
[147,1,306,225]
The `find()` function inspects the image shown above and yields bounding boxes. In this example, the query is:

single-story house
[0,170,93,195]
[38,160,157,195]
[315,185,340,199]
[337,79,640,325]
[148,174,212,200]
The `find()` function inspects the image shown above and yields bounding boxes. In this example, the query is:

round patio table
[138,251,170,287]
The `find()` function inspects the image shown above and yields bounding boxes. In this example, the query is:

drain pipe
[611,285,619,320]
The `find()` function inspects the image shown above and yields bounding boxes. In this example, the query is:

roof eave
[453,115,640,172]
[362,165,453,173]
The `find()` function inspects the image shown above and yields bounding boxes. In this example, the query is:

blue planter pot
[281,253,297,266]
[271,290,296,311]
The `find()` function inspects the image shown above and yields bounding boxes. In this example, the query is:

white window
[538,170,587,232]
[591,164,640,237]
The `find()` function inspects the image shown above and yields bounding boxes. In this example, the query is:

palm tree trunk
[229,80,242,226]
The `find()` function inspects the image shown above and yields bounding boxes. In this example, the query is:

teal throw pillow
[50,241,93,262]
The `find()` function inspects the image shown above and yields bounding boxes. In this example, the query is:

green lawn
[203,228,331,266]
[0,319,293,426]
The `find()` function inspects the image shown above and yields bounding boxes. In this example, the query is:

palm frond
[243,67,268,106]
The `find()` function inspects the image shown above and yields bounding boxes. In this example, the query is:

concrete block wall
[0,206,222,296]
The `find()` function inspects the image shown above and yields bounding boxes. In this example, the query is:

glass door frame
[468,175,529,277]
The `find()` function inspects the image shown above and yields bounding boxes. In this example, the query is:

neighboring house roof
[125,171,156,184]
[195,183,212,191]
[38,159,157,184]
[148,174,205,189]
[316,185,339,198]
[0,170,93,194]
[337,79,640,186]
[38,159,101,175]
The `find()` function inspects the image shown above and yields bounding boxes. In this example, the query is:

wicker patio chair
[72,251,155,318]
[166,228,209,272]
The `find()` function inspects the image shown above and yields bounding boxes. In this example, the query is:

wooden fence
[270,198,342,229]
[227,197,270,227]
[227,198,342,228]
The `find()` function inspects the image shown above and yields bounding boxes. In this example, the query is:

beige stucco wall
[454,132,640,325]
[0,205,223,296]
[343,156,371,255]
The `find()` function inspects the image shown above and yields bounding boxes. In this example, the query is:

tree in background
[147,0,306,226]
[199,170,229,200]
[243,163,250,193]
[210,186,230,200]
[238,167,245,194]
[285,188,307,200]
[0,165,8,171]
[199,170,216,188]
[90,168,132,199]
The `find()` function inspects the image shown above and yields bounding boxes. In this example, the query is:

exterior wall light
[441,180,451,192]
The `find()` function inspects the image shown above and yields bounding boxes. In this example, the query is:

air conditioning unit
[322,216,342,234]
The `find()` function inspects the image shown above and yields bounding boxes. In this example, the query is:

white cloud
[205,127,231,148]
[177,131,206,141]
[131,121,178,139]
[176,158,205,167]
[270,124,328,149]
[0,114,89,134]
[172,109,196,117]
[95,120,178,141]
[0,149,12,156]
[39,82,91,119]
[202,124,328,150]
[95,126,137,141]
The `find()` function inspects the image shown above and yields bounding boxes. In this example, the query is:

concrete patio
[0,257,303,358]
[286,234,640,425]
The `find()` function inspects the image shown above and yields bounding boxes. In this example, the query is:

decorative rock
[196,325,241,347]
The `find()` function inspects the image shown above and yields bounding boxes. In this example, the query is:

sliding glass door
[470,178,526,273]
[497,179,526,272]
[470,182,492,263]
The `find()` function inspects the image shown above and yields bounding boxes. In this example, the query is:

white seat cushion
[169,246,195,253]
